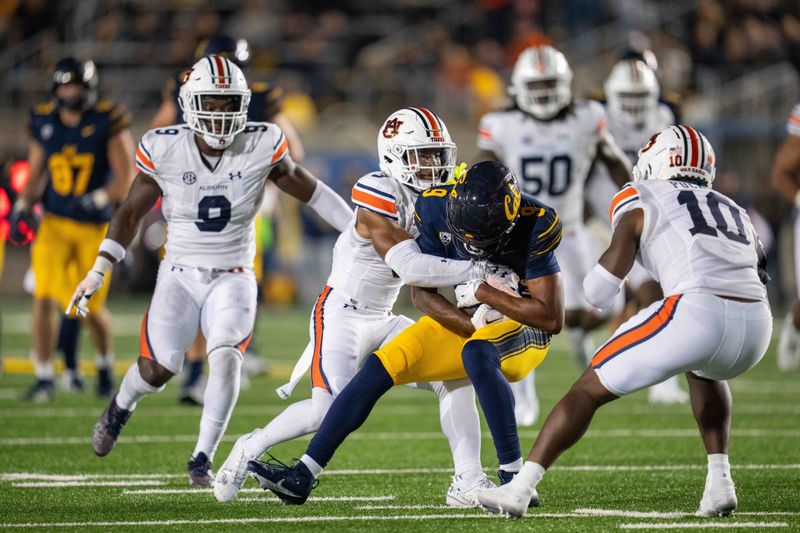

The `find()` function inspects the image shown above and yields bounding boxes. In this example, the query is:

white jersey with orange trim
[325,171,418,311]
[477,100,609,230]
[135,122,288,269]
[787,103,800,137]
[610,180,766,301]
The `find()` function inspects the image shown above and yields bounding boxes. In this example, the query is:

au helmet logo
[382,118,403,138]
[641,132,660,153]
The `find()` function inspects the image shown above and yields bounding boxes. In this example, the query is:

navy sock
[183,360,204,388]
[305,354,393,468]
[57,318,81,372]
[461,340,521,465]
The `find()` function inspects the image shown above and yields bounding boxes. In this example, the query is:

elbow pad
[583,264,624,310]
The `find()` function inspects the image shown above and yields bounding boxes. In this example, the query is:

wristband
[99,238,126,262]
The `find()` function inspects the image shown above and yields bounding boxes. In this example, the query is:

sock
[192,347,242,462]
[500,458,523,473]
[116,364,162,410]
[183,360,204,389]
[57,318,81,372]
[95,353,114,370]
[305,354,393,469]
[515,461,545,488]
[708,453,731,477]
[461,340,521,466]
[300,454,324,478]
[31,351,54,381]
[245,388,334,458]
[428,379,483,479]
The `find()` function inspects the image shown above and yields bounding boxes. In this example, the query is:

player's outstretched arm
[475,273,564,334]
[411,286,475,338]
[66,172,162,317]
[596,131,632,187]
[771,134,800,205]
[267,155,352,233]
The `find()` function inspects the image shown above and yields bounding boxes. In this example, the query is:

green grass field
[0,296,798,531]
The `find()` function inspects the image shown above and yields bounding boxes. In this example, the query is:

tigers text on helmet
[51,57,98,111]
[605,60,659,128]
[446,161,521,260]
[510,45,573,120]
[377,108,457,191]
[179,55,251,149]
[633,125,716,187]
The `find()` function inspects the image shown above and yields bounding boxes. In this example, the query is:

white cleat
[213,430,259,502]
[696,471,738,517]
[777,312,800,372]
[648,376,689,405]
[446,472,495,508]
[473,480,536,518]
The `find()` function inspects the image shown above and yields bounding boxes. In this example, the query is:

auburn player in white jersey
[215,108,501,505]
[771,103,800,372]
[475,126,772,518]
[66,55,353,486]
[477,45,631,424]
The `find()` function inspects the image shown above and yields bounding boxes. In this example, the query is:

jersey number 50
[519,155,572,196]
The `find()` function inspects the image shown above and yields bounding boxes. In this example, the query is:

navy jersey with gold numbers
[28,100,132,222]
[167,74,283,122]
[415,185,562,293]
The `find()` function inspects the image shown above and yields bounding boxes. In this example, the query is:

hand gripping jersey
[28,100,132,223]
[610,179,766,301]
[325,172,418,311]
[135,123,288,269]
[478,100,608,230]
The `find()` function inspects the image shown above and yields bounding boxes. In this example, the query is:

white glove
[455,279,484,308]
[484,263,521,298]
[66,257,112,317]
[471,304,505,330]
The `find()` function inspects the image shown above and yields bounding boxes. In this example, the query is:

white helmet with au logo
[377,107,457,191]
[605,59,660,128]
[633,125,716,187]
[510,45,573,120]
[179,54,251,149]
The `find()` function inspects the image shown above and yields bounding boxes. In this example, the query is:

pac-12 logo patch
[382,118,403,138]
[439,232,452,245]
[182,171,196,184]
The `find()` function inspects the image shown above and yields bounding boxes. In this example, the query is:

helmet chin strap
[202,132,234,149]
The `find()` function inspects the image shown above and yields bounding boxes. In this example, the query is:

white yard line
[619,522,788,529]
[578,509,800,519]
[12,480,164,488]
[236,495,397,502]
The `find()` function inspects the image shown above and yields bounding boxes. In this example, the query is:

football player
[474,126,771,518]
[245,161,563,507]
[476,45,631,425]
[68,56,352,486]
[216,109,498,506]
[10,57,135,400]
[771,103,800,372]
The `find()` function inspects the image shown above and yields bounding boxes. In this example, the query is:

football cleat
[96,368,114,398]
[188,452,214,487]
[697,471,737,517]
[178,385,204,407]
[498,469,539,507]
[474,479,533,518]
[60,371,86,393]
[648,376,689,405]
[23,379,55,403]
[213,430,259,502]
[92,394,132,456]
[247,455,317,505]
[446,472,495,508]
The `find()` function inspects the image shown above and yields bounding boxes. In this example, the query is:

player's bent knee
[137,357,174,388]
[461,340,499,380]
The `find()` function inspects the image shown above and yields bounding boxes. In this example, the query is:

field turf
[0,296,798,531]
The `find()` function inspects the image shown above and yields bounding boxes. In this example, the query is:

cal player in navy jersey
[247,161,564,506]
[9,58,134,401]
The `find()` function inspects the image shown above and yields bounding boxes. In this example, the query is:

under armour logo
[229,171,243,180]
[343,303,357,310]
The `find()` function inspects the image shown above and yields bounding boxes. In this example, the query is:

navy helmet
[50,57,98,111]
[446,160,521,260]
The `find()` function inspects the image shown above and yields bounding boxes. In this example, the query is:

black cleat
[23,379,55,403]
[97,368,114,398]
[92,394,132,456]
[188,452,214,487]
[247,454,317,505]
[498,469,540,507]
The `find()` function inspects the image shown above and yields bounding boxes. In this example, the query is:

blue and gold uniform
[374,186,562,385]
[28,100,132,312]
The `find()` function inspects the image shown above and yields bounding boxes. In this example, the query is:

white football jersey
[326,172,418,311]
[610,180,766,301]
[135,123,288,269]
[786,103,800,137]
[478,100,608,229]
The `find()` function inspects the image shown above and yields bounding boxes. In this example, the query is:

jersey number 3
[195,195,231,232]
[677,190,749,245]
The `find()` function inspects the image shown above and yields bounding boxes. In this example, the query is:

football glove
[78,189,110,212]
[66,257,112,317]
[484,264,521,298]
[471,304,505,330]
[455,279,484,308]
[8,202,38,245]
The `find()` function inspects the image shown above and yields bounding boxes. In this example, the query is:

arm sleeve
[384,239,484,287]
[787,104,800,138]
[609,184,642,228]
[584,263,624,309]
[307,180,353,233]
[477,114,502,154]
[525,207,562,280]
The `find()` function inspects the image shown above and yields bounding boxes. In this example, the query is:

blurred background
[0,0,798,308]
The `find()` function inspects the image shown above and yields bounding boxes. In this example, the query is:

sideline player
[246,161,564,506]
[215,109,498,506]
[68,56,352,486]
[771,103,800,372]
[474,126,772,518]
[477,45,630,424]
[10,57,135,400]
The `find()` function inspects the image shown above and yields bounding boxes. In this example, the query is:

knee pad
[461,340,500,379]
[207,346,243,374]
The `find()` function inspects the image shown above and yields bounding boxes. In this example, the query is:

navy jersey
[166,73,283,122]
[415,186,562,294]
[28,100,132,223]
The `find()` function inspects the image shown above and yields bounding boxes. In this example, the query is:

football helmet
[446,161,521,259]
[510,46,572,120]
[377,108,457,191]
[179,55,251,149]
[633,125,716,187]
[51,57,98,111]
[605,60,659,128]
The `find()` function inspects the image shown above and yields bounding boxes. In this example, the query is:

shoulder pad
[531,205,563,256]
[352,173,401,222]
[609,183,642,226]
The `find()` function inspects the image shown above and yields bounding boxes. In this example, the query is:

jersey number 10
[677,190,749,245]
